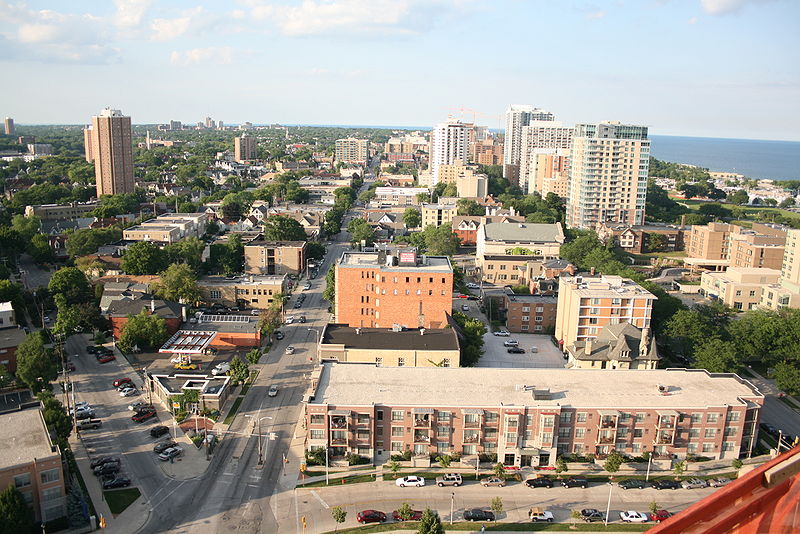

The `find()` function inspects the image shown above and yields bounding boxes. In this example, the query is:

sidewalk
[745,367,800,412]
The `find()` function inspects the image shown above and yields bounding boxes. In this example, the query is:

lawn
[297,474,377,488]
[323,522,651,533]
[223,396,244,425]
[103,487,141,515]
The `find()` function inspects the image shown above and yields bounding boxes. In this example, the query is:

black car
[102,477,131,489]
[274,331,284,340]
[507,347,525,354]
[293,301,302,309]
[93,462,120,477]
[90,456,119,469]
[464,509,495,522]
[581,509,604,522]
[299,315,306,323]
[86,346,98,354]
[150,425,170,438]
[561,477,589,488]
[525,477,553,488]
[652,479,682,490]
[618,478,647,490]
[153,440,177,454]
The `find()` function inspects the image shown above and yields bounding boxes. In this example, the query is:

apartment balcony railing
[329,420,348,429]
[597,436,614,444]
[413,434,431,444]
[413,418,432,428]
[331,438,347,445]
[463,435,479,444]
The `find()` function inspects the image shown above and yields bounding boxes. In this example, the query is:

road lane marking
[149,480,186,510]
[310,491,329,509]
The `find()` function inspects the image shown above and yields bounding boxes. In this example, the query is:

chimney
[639,327,650,357]
[584,338,593,357]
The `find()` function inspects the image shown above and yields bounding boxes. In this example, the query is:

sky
[1,0,798,141]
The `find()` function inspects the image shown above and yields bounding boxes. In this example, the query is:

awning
[329,410,351,416]
[598,410,620,417]
[412,408,435,414]
[656,410,679,417]
[462,408,484,415]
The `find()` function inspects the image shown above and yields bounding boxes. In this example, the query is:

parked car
[274,331,284,340]
[493,330,510,337]
[562,477,589,488]
[158,446,183,461]
[507,347,525,354]
[128,402,150,412]
[132,409,156,423]
[150,426,170,438]
[86,346,99,354]
[285,346,296,355]
[525,477,553,488]
[74,401,90,409]
[618,478,647,490]
[90,457,119,469]
[119,387,138,397]
[102,477,131,489]
[93,462,120,477]
[395,475,425,487]
[652,479,682,490]
[268,385,278,397]
[96,354,116,363]
[480,476,505,487]
[392,509,423,521]
[285,316,295,324]
[356,510,386,524]
[174,362,198,370]
[649,510,673,523]
[503,340,519,347]
[212,362,230,376]
[581,509,604,522]
[681,478,708,489]
[461,304,470,311]
[299,315,306,323]
[76,419,102,431]
[293,301,302,309]
[466,282,480,289]
[464,509,495,522]
[529,507,554,522]
[113,378,133,388]
[619,511,649,523]
[153,440,177,454]
[708,477,732,487]
[74,410,96,420]
[435,473,462,487]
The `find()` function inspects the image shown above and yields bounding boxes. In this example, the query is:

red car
[132,409,156,423]
[356,510,386,524]
[649,510,673,523]
[113,378,132,388]
[392,509,423,521]
[96,354,116,364]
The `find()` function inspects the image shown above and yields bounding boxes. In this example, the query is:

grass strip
[298,474,378,488]
[103,487,141,515]
[322,521,651,533]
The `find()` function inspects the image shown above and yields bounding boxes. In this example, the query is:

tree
[457,198,483,216]
[121,241,169,275]
[570,509,583,528]
[118,310,168,352]
[452,311,486,366]
[262,215,307,242]
[490,496,503,519]
[348,218,375,246]
[649,500,659,514]
[423,225,460,256]
[16,333,56,393]
[437,455,452,468]
[774,362,800,395]
[646,233,669,252]
[27,234,54,264]
[48,267,91,305]
[65,227,122,257]
[728,189,750,205]
[604,450,624,473]
[11,214,41,241]
[673,460,686,477]
[246,348,261,365]
[493,462,506,478]
[0,364,11,389]
[403,207,421,229]
[258,306,282,338]
[693,338,740,373]
[306,241,326,262]
[732,458,743,469]
[417,508,445,534]
[165,236,205,271]
[37,390,72,447]
[779,197,795,209]
[323,267,335,307]
[555,456,567,474]
[331,506,347,531]
[153,263,201,304]
[229,355,249,384]
[559,232,604,266]
[0,484,35,534]
[388,459,401,478]
[396,502,415,521]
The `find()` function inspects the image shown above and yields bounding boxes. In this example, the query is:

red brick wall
[453,228,477,246]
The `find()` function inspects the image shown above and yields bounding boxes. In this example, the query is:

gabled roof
[482,222,565,244]
[569,323,659,362]
[107,295,183,319]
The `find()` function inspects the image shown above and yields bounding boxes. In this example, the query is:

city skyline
[1,0,798,141]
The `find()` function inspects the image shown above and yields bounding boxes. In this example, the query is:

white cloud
[586,10,606,19]
[170,47,235,66]
[150,7,212,41]
[688,16,698,24]
[114,0,152,28]
[699,0,772,15]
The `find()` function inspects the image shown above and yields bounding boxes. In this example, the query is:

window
[521,316,529,322]
[722,441,735,452]
[541,415,555,428]
[391,441,403,452]
[391,410,404,421]
[210,290,221,299]
[437,426,449,438]
[702,443,714,453]
[398,358,405,367]
[724,427,737,437]
[689,428,700,438]
[704,428,717,439]
[356,430,370,440]
[483,428,497,439]
[575,428,585,438]
[727,412,740,422]
[42,487,61,502]
[484,442,496,452]
[357,414,370,424]
[463,444,477,455]
[633,429,643,438]
[437,411,451,422]
[690,413,701,424]
[484,412,498,424]
[687,443,698,454]
[505,432,517,444]
[464,414,478,425]
[707,413,720,423]
[437,442,450,454]
[310,414,324,425]
[391,427,404,437]
[311,430,325,439]
[635,413,645,423]
[577,412,587,423]
[620,413,631,422]
[506,416,518,428]
[14,473,30,488]
[377,410,384,421]
[558,427,571,439]
[560,412,573,424]
[617,428,629,437]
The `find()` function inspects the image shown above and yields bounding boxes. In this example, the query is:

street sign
[172,401,180,409]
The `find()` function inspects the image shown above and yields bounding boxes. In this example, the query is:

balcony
[413,416,432,428]
[600,419,617,429]
[331,437,348,445]
[330,416,348,429]
[464,420,481,429]
[463,433,480,444]
[413,431,431,443]
[597,435,614,444]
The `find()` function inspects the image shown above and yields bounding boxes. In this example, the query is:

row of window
[14,468,60,489]
[360,272,449,285]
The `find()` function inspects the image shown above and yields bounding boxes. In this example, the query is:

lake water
[649,135,800,181]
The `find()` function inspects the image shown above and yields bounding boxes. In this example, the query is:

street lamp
[257,416,273,465]
[645,448,654,482]
[604,481,613,526]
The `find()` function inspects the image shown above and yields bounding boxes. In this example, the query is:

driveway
[477,333,566,369]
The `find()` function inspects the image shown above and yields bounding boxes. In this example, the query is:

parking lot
[477,333,566,369]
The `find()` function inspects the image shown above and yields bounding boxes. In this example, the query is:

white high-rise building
[566,122,650,229]
[518,121,574,194]
[503,105,555,183]
[430,120,469,185]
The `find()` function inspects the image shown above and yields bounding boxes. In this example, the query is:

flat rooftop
[322,324,458,351]
[201,275,286,286]
[0,408,56,468]
[338,252,452,273]
[562,275,656,298]
[311,364,762,409]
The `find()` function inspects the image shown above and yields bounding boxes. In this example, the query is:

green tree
[417,508,445,534]
[490,496,503,519]
[403,207,421,229]
[331,506,347,532]
[388,459,401,478]
[437,455,452,468]
[779,197,795,209]
[732,458,743,469]
[246,348,261,364]
[423,225,460,256]
[774,362,800,395]
[153,263,201,303]
[37,390,72,447]
[452,311,486,366]
[604,450,624,473]
[493,462,506,478]
[649,500,659,514]
[456,198,483,216]
[555,456,567,474]
[0,484,36,534]
[65,227,122,257]
[15,333,56,392]
[646,233,669,252]
[27,234,54,264]
[559,232,604,266]
[48,267,91,305]
[323,267,336,308]
[11,214,41,241]
[262,215,307,241]
[306,241,326,261]
[121,241,170,275]
[0,364,11,389]
[165,236,205,271]
[348,218,375,246]
[118,310,168,352]
[673,460,686,477]
[258,306,283,338]
[228,355,249,384]
[693,338,740,373]
[728,189,750,205]
[396,502,415,521]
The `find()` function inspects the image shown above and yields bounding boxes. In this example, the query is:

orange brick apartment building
[334,250,453,329]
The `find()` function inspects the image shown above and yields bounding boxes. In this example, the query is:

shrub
[390,450,413,461]
[175,411,188,423]
[478,453,497,463]
[347,453,370,466]
[305,448,326,466]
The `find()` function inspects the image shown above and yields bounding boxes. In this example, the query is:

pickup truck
[435,473,463,487]
[76,419,102,430]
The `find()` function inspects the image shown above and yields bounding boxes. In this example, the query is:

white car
[268,385,278,397]
[461,304,470,312]
[503,340,519,347]
[158,446,183,462]
[285,346,295,355]
[74,401,90,409]
[466,283,480,289]
[211,362,230,376]
[619,511,649,523]
[170,355,183,364]
[285,316,295,324]
[119,387,138,397]
[493,330,510,337]
[395,476,425,487]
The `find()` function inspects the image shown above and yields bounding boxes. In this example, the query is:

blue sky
[1,0,798,140]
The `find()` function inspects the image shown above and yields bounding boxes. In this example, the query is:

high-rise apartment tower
[430,120,469,185]
[90,108,134,197]
[503,105,554,183]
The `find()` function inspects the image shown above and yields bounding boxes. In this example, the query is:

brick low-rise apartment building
[305,363,763,467]
[244,240,307,275]
[334,250,453,329]
[504,293,557,333]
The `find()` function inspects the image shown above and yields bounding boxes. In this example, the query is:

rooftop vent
[391,324,402,332]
